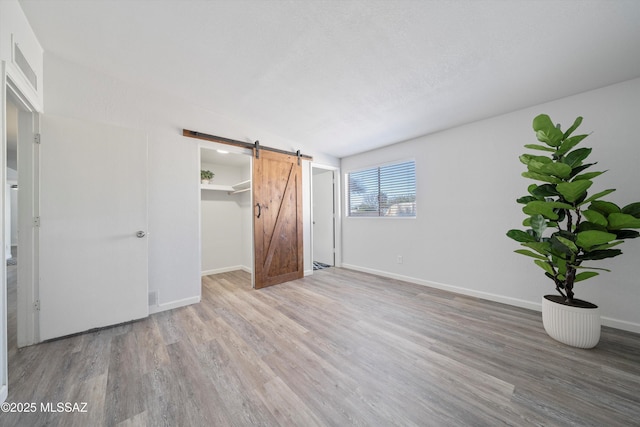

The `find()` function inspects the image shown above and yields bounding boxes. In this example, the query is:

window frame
[345,158,417,219]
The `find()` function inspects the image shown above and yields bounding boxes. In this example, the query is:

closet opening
[199,144,254,287]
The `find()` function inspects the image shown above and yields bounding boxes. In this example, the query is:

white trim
[304,269,313,277]
[1,61,8,404]
[201,265,252,276]
[341,264,640,334]
[310,162,342,269]
[148,296,201,315]
[601,317,640,334]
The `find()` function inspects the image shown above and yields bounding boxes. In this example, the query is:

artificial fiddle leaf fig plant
[507,114,640,306]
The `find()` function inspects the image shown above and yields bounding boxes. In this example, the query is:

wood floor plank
[3,266,640,426]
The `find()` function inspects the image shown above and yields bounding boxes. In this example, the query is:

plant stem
[566,209,573,232]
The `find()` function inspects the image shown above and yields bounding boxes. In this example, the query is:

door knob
[136,231,146,238]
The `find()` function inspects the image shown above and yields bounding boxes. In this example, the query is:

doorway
[4,82,39,348]
[312,166,336,270]
[199,144,254,285]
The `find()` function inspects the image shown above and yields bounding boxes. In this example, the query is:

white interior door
[312,168,335,266]
[39,115,148,340]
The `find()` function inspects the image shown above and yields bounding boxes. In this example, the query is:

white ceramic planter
[541,295,601,349]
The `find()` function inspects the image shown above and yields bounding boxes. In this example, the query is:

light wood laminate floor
[2,267,640,426]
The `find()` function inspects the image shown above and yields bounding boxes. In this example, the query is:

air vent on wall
[14,42,38,91]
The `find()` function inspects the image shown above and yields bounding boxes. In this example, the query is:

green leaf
[536,130,564,147]
[576,221,608,233]
[607,213,640,229]
[554,256,567,276]
[522,171,562,184]
[534,259,555,275]
[589,200,621,216]
[575,265,611,272]
[563,148,592,168]
[572,171,604,181]
[535,162,572,179]
[582,210,608,227]
[514,249,548,260]
[621,202,640,218]
[524,144,556,152]
[522,241,552,256]
[530,184,560,198]
[557,134,588,156]
[576,230,617,251]
[520,154,552,165]
[555,236,578,253]
[574,271,599,282]
[523,201,573,220]
[507,229,538,243]
[550,237,573,258]
[517,196,538,204]
[556,180,592,203]
[563,116,583,139]
[533,114,564,147]
[530,214,547,238]
[532,114,555,132]
[614,229,640,239]
[580,189,616,205]
[578,249,622,261]
[591,241,623,251]
[569,163,596,178]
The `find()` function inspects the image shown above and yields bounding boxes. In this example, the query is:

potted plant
[507,114,640,348]
[201,169,214,184]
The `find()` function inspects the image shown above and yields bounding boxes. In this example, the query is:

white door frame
[1,60,8,403]
[310,163,341,269]
[198,143,255,286]
[5,75,40,348]
[1,62,40,402]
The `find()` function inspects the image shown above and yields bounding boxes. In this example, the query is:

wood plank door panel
[253,150,303,288]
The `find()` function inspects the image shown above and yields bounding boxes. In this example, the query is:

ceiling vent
[14,42,38,91]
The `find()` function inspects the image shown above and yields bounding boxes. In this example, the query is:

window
[347,160,416,217]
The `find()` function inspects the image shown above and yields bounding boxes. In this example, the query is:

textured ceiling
[18,0,640,158]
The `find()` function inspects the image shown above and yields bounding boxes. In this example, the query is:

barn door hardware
[182,129,313,161]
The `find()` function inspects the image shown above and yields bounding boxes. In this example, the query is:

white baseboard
[601,317,640,334]
[149,296,201,315]
[304,269,313,277]
[201,265,252,276]
[341,264,640,334]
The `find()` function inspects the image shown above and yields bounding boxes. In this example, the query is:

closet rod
[183,129,312,161]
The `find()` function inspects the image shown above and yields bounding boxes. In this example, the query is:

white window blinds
[347,161,416,217]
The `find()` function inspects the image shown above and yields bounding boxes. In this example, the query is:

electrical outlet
[397,255,403,264]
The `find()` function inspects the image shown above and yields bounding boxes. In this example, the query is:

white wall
[43,53,338,311]
[341,77,640,333]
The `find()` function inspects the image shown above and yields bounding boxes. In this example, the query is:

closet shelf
[201,179,251,195]
[201,183,234,192]
[228,179,251,195]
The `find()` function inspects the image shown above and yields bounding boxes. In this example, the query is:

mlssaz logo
[40,402,88,413]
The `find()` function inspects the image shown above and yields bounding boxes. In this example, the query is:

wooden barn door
[253,150,303,289]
